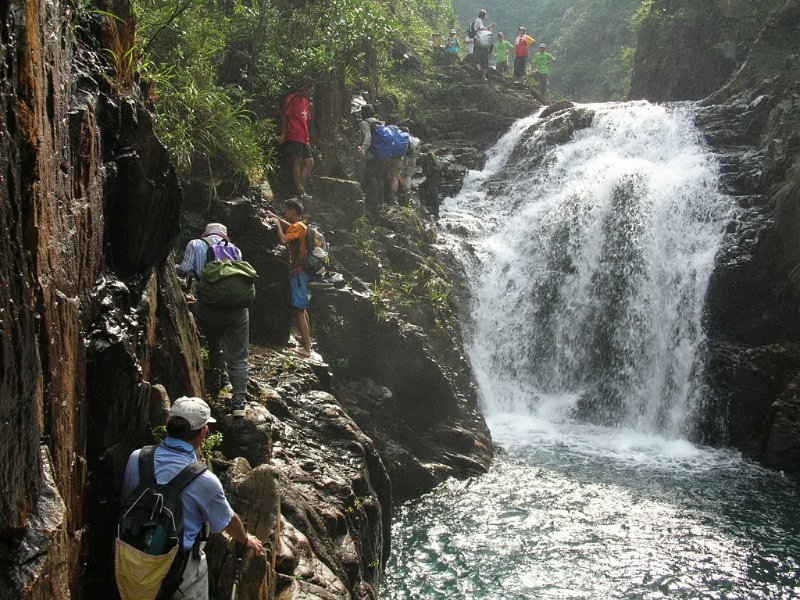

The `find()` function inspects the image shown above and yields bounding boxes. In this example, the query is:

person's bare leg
[300,156,314,191]
[294,310,312,356]
[291,154,305,193]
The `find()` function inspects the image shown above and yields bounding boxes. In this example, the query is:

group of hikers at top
[434,8,557,100]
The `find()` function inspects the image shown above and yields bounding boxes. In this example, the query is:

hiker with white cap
[513,26,536,81]
[531,43,557,100]
[176,223,254,418]
[118,397,263,599]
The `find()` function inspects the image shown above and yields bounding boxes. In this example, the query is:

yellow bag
[115,538,178,600]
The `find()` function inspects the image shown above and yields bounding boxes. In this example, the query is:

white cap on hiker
[540,43,546,48]
[202,223,228,238]
[170,396,216,430]
[518,26,525,30]
[498,32,504,37]
[450,28,456,34]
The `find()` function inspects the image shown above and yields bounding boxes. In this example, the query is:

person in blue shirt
[123,396,263,599]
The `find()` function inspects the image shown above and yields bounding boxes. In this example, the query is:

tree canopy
[112,0,453,188]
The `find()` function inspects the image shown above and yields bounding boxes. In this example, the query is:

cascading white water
[384,102,800,600]
[444,101,731,438]
[385,102,800,600]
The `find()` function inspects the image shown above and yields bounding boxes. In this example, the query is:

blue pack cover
[371,125,410,159]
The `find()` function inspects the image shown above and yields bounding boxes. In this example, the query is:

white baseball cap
[170,396,216,430]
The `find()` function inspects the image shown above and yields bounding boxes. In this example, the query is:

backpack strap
[290,221,308,270]
[138,445,157,486]
[168,460,208,493]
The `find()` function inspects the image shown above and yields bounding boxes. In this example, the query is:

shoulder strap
[201,236,227,247]
[168,460,208,493]
[138,445,157,486]
[305,222,316,250]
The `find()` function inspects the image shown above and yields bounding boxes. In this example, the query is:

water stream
[382,102,800,599]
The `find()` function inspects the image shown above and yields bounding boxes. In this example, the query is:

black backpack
[116,446,207,598]
[467,18,479,38]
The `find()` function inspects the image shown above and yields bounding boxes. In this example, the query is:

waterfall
[443,101,731,439]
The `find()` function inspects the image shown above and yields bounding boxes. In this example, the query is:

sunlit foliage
[118,0,452,185]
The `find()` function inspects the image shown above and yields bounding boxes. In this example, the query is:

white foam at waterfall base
[444,101,732,442]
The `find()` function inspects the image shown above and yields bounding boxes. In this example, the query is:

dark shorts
[497,60,509,73]
[286,141,312,159]
[475,47,490,70]
[291,271,310,310]
[514,56,527,79]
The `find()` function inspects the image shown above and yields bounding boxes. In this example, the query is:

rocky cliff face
[0,1,502,598]
[1,0,196,595]
[633,0,800,472]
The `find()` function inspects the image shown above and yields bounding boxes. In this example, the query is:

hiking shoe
[299,191,312,201]
[220,374,233,393]
[231,396,246,418]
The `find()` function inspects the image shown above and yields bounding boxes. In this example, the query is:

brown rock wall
[1,0,199,596]
[690,0,800,470]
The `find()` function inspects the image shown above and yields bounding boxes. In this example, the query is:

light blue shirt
[122,438,235,549]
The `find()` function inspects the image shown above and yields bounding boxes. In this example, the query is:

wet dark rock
[195,345,393,600]
[687,0,800,470]
[390,40,422,72]
[761,393,800,471]
[206,458,281,599]
[419,153,469,218]
[4,449,69,598]
[401,64,541,156]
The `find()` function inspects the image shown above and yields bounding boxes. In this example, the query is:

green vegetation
[84,0,788,181]
[371,267,454,329]
[86,0,453,190]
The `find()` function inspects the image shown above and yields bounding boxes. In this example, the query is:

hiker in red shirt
[513,26,536,81]
[281,82,314,200]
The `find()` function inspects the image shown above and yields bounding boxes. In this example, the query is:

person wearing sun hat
[176,223,251,417]
[446,28,459,55]
[121,396,264,599]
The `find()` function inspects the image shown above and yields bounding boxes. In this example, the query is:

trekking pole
[230,543,244,600]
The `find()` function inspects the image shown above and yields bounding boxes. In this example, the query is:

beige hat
[202,223,228,238]
[170,396,216,430]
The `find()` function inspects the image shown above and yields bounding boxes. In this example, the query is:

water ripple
[384,444,800,599]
